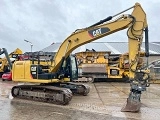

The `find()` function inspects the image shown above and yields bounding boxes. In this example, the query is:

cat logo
[12,54,18,58]
[31,66,36,71]
[88,27,110,38]
[93,28,101,37]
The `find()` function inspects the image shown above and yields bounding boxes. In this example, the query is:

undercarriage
[11,82,90,105]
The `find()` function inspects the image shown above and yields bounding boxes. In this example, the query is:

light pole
[24,39,33,52]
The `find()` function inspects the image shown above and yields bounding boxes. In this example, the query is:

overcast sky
[0,0,159,53]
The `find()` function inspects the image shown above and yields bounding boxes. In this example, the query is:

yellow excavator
[11,3,150,112]
[75,51,146,82]
[0,48,23,76]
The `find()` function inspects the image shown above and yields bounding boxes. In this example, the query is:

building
[41,42,160,64]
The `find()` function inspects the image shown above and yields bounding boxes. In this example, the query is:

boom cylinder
[145,27,149,57]
[89,16,112,27]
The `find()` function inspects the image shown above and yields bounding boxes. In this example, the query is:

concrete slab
[1,80,160,120]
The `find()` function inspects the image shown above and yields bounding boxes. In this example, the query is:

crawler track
[11,85,72,105]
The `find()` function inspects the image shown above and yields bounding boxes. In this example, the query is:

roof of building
[41,42,160,54]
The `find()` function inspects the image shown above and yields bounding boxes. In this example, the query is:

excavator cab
[26,55,78,81]
[48,55,78,81]
[68,55,78,81]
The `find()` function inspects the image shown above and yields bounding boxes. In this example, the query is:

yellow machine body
[12,2,149,85]
[12,60,70,83]
[11,3,151,112]
[0,48,23,75]
[75,51,146,80]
